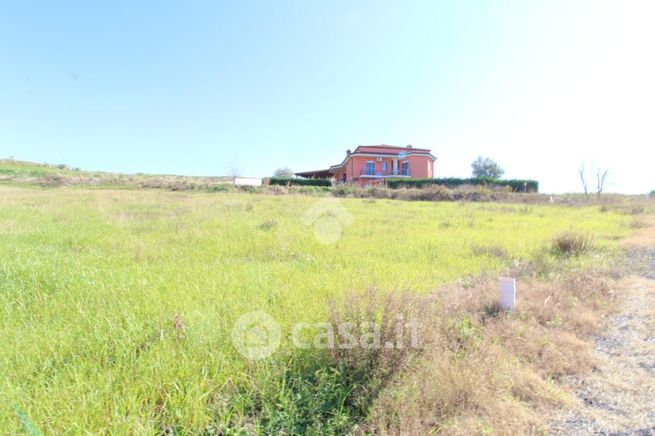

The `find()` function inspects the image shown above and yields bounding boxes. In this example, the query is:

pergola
[294,169,332,179]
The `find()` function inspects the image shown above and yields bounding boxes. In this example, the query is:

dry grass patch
[620,215,655,248]
[629,217,648,229]
[355,270,618,434]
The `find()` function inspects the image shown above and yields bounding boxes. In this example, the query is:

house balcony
[359,169,411,178]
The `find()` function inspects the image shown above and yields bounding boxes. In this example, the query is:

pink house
[296,145,437,185]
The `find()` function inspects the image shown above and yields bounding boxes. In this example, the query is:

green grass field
[0,187,629,433]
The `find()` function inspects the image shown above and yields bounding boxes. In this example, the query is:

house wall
[403,155,434,178]
[333,154,434,184]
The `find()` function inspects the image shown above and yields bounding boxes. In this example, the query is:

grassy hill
[0,159,233,190]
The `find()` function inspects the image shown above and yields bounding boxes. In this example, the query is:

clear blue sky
[1,1,654,193]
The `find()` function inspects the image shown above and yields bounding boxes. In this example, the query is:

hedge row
[269,177,332,187]
[385,177,539,192]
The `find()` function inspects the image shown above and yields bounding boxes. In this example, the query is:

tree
[580,161,609,197]
[595,167,609,197]
[227,161,241,179]
[471,156,504,179]
[273,167,294,178]
[578,162,589,197]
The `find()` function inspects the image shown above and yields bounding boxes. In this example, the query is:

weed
[257,220,278,231]
[552,231,595,256]
[439,220,452,229]
[472,244,510,259]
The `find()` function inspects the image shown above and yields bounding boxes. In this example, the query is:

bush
[551,231,594,256]
[270,177,331,187]
[386,177,539,192]
[222,290,433,434]
[297,185,331,195]
[331,184,356,197]
[206,184,232,192]
[220,356,362,434]
[393,186,453,201]
[328,289,434,407]
[265,185,288,195]
[39,174,67,187]
[329,184,510,202]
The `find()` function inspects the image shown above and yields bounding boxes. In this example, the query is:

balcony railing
[359,169,410,177]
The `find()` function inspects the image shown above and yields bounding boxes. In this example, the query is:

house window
[365,161,375,175]
[382,161,388,172]
[401,161,410,176]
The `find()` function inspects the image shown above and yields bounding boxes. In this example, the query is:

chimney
[346,149,351,156]
[406,144,413,148]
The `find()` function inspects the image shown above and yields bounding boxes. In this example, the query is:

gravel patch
[551,250,655,435]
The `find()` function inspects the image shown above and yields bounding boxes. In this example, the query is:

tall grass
[552,231,595,256]
[0,188,629,433]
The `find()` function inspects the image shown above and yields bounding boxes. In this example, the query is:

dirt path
[551,249,655,435]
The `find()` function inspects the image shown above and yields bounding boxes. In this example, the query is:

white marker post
[499,277,516,310]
